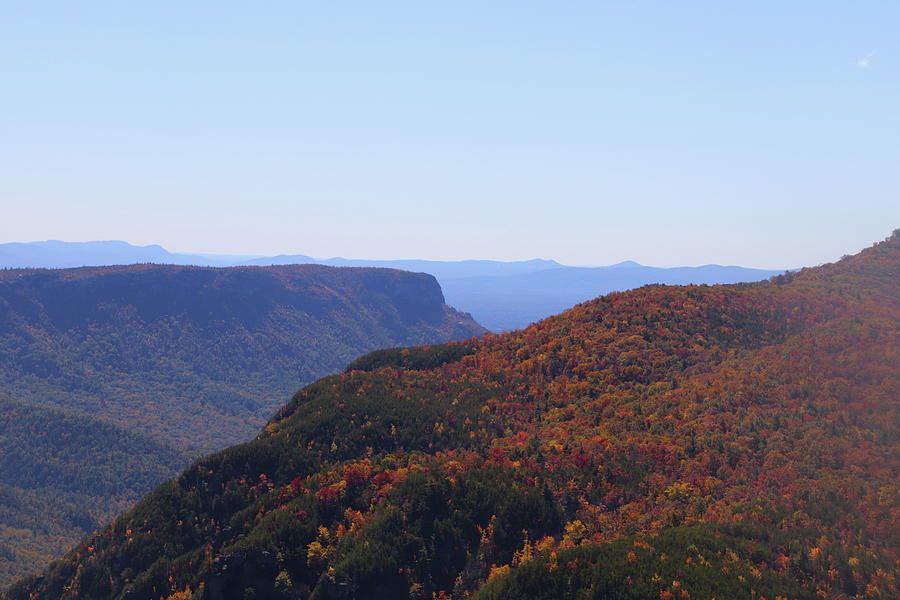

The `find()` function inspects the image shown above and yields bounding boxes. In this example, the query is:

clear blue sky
[1,1,897,268]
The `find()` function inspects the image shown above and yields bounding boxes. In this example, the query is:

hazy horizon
[2,2,898,269]
[2,236,883,271]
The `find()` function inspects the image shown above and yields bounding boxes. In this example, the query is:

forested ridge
[4,232,897,600]
[0,264,484,453]
[0,264,484,587]
[0,240,783,331]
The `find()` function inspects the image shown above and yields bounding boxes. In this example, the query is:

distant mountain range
[0,240,244,269]
[0,241,783,330]
[0,263,484,587]
[439,263,783,331]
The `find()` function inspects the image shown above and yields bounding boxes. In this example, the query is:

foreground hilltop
[5,232,897,599]
[0,264,484,587]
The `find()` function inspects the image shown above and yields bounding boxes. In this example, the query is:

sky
[1,1,898,269]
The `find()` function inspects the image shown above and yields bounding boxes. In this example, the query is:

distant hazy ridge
[1,241,781,330]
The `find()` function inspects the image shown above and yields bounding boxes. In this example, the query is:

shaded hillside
[4,232,897,600]
[0,264,484,453]
[0,264,484,587]
[0,397,188,586]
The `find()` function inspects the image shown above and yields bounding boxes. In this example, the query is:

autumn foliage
[4,231,898,600]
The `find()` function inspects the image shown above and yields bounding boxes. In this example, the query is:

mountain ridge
[0,263,485,588]
[0,262,485,451]
[1,240,783,330]
[4,231,895,599]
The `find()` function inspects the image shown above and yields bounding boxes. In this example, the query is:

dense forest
[0,264,485,587]
[0,397,189,584]
[3,232,897,599]
[0,264,484,452]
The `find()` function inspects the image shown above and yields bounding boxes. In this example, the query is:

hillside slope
[0,264,484,452]
[0,397,189,586]
[0,264,484,587]
[4,232,897,600]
